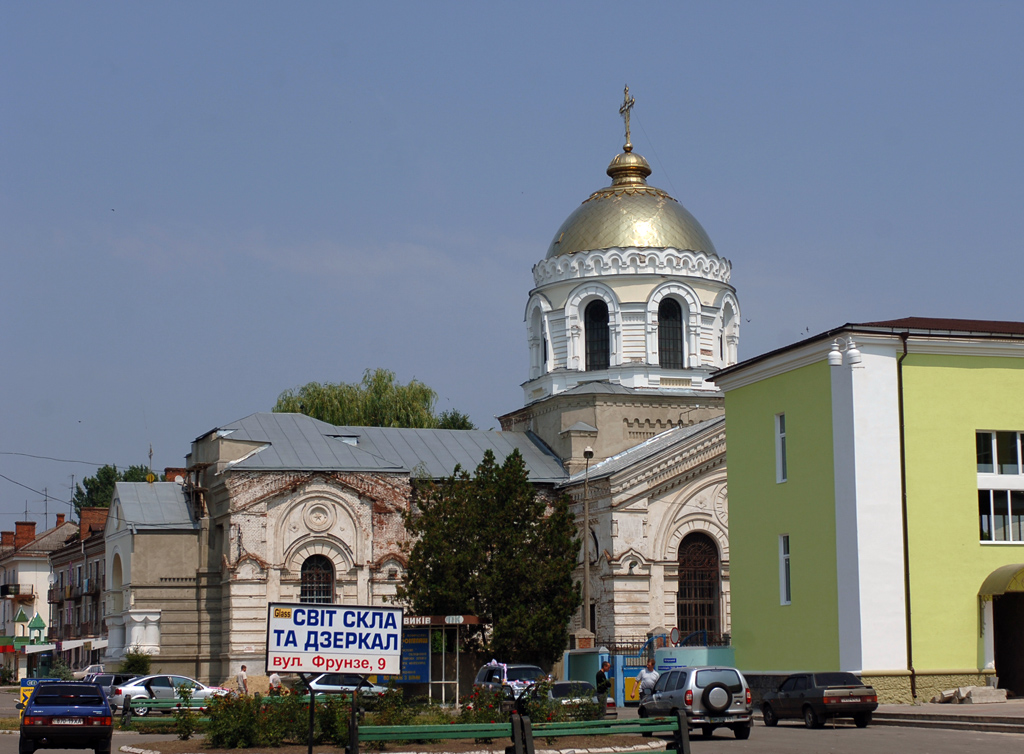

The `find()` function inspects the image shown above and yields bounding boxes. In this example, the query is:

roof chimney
[14,521,36,550]
[1,531,13,548]
[56,513,65,526]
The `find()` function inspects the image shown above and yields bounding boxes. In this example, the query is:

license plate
[840,698,862,703]
[52,718,83,725]
[708,717,729,723]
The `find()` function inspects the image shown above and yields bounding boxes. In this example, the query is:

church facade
[100,93,742,682]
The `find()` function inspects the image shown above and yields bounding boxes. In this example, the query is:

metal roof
[561,416,725,486]
[114,482,198,530]
[212,413,567,483]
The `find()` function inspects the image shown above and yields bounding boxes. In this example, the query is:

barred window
[658,298,684,369]
[585,300,610,371]
[300,555,335,604]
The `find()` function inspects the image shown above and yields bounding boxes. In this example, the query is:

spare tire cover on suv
[701,682,732,713]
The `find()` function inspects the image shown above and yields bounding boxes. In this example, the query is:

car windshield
[551,682,593,698]
[814,672,862,687]
[508,667,544,682]
[93,675,113,685]
[694,669,741,692]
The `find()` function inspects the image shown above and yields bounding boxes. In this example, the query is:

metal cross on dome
[619,84,635,152]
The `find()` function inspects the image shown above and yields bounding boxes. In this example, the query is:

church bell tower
[499,88,741,472]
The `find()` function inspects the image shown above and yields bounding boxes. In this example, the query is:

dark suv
[473,661,545,699]
[638,665,753,740]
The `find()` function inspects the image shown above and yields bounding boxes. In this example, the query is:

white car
[110,674,230,715]
[306,673,387,697]
[72,663,105,680]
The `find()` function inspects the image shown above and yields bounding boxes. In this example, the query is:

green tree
[401,449,581,666]
[72,464,159,516]
[274,368,476,429]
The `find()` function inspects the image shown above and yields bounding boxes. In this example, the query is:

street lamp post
[582,446,594,632]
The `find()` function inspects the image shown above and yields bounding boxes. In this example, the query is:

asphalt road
[670,721,1024,754]
[0,721,1020,754]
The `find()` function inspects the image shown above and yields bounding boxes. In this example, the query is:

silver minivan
[638,665,753,740]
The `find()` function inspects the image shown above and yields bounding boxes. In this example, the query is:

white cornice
[532,247,733,288]
[715,329,1024,391]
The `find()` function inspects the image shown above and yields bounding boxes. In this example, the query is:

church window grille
[300,555,335,604]
[676,533,720,640]
[585,300,610,371]
[658,298,684,369]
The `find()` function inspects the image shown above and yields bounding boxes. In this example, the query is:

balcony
[48,587,61,604]
[1,583,33,598]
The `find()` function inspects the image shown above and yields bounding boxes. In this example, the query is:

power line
[0,451,131,466]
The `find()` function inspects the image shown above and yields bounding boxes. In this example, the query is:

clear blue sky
[3,2,1023,528]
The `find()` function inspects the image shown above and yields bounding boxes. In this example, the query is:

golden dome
[546,148,717,259]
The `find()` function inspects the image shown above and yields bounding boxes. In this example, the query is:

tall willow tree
[274,368,474,429]
[401,449,581,666]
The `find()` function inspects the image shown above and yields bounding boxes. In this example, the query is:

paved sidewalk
[871,698,1024,734]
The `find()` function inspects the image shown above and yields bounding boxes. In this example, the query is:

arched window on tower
[658,298,684,369]
[300,555,334,604]
[585,300,610,371]
[677,532,721,642]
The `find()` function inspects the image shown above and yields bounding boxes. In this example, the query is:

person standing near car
[596,661,612,708]
[635,659,659,701]
[236,665,248,695]
[268,671,282,696]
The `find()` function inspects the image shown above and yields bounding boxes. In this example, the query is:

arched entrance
[981,564,1024,696]
[676,532,721,642]
[300,555,335,604]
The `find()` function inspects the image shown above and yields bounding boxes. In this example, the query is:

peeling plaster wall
[199,468,413,683]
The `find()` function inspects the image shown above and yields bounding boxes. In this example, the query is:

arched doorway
[677,533,720,643]
[982,564,1024,697]
[300,555,335,604]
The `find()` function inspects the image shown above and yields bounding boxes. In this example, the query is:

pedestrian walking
[635,658,659,701]
[236,664,248,695]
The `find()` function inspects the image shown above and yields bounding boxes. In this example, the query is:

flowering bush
[457,689,510,725]
[205,692,350,748]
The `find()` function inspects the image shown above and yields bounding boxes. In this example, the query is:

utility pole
[582,447,594,632]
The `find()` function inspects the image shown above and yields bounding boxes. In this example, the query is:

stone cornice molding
[532,247,733,288]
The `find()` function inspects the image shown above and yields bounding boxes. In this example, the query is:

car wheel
[133,701,150,717]
[762,702,778,727]
[734,723,752,740]
[803,705,822,729]
[854,711,871,728]
[701,682,732,714]
[700,725,714,739]
[95,741,111,754]
[19,737,35,754]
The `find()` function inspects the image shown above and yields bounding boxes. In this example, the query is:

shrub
[118,645,151,676]
[368,683,414,727]
[206,692,350,748]
[48,657,75,681]
[173,683,199,740]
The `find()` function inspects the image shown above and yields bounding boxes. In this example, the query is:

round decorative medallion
[715,486,728,526]
[304,502,336,533]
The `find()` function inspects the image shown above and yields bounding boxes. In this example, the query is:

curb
[118,743,669,754]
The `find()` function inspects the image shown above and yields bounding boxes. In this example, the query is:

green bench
[354,711,690,754]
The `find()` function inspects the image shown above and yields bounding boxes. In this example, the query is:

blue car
[18,682,113,754]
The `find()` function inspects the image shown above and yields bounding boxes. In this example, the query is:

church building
[500,88,741,648]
